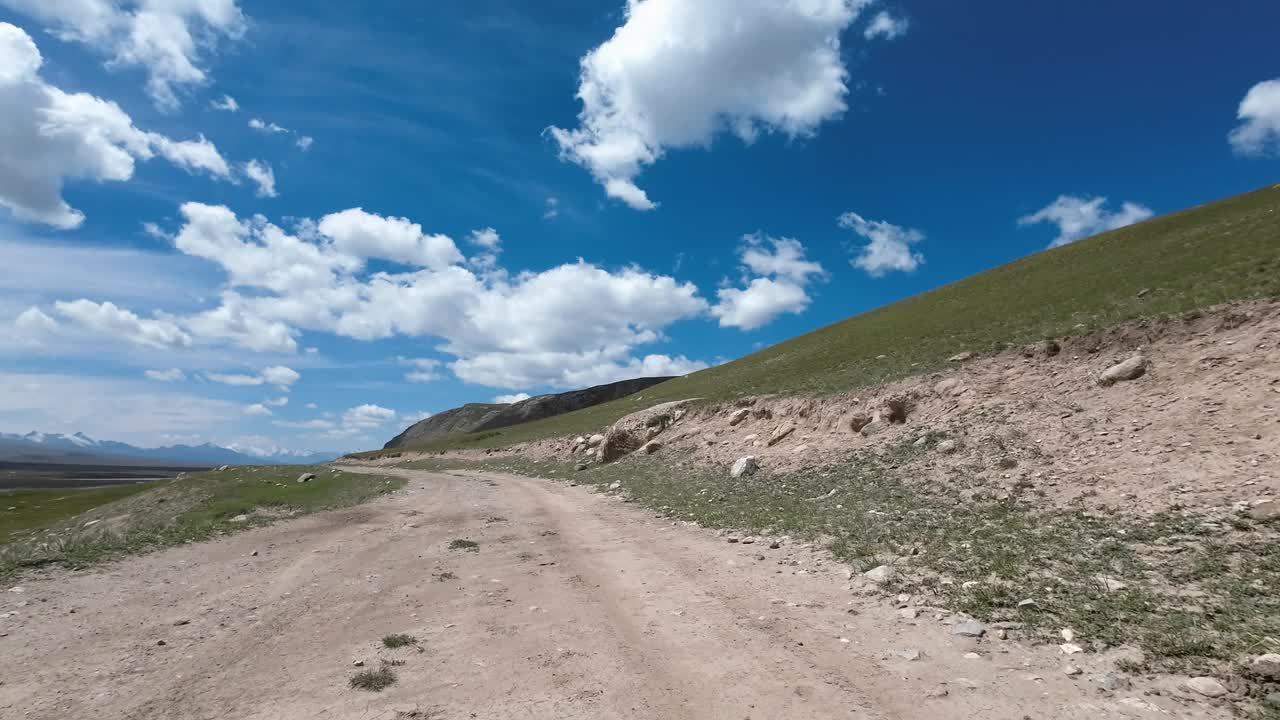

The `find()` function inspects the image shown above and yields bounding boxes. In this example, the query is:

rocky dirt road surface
[0,467,1229,719]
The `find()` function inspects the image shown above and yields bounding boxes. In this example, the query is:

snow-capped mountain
[0,432,338,466]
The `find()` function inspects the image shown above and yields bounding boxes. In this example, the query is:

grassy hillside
[388,183,1280,453]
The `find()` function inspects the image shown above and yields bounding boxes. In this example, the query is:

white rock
[898,608,918,620]
[1249,653,1280,680]
[1185,676,1228,698]
[952,620,987,637]
[1098,355,1148,386]
[230,514,249,523]
[1060,643,1084,655]
[1249,499,1280,521]
[1097,577,1127,592]
[949,351,977,362]
[1064,665,1083,676]
[296,472,315,483]
[730,456,759,478]
[864,565,897,584]
[586,434,606,448]
[963,652,981,659]
[1061,628,1076,642]
[937,439,959,454]
[728,409,751,426]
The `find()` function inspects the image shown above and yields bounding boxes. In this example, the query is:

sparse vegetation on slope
[406,448,1280,682]
[382,184,1280,454]
[0,466,403,579]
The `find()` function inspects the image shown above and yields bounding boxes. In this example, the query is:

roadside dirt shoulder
[0,467,1232,719]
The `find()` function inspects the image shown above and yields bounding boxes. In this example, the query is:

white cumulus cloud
[242,159,277,198]
[711,234,824,330]
[54,299,190,349]
[249,118,288,134]
[838,211,925,276]
[39,202,710,389]
[399,357,442,383]
[319,208,462,269]
[0,22,232,228]
[211,94,238,112]
[1229,78,1280,156]
[864,10,909,40]
[493,393,531,404]
[342,404,396,430]
[0,0,246,111]
[549,0,873,209]
[243,403,272,416]
[1018,195,1154,248]
[206,365,299,389]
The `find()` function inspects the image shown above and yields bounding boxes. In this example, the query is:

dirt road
[0,468,1226,719]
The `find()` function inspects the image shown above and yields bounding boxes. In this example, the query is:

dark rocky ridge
[383,376,673,449]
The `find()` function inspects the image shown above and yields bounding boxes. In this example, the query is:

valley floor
[0,466,1236,720]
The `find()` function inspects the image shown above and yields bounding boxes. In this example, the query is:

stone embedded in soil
[296,473,315,483]
[766,425,796,446]
[1248,500,1280,521]
[586,434,605,448]
[1096,576,1127,592]
[949,351,977,362]
[1249,653,1280,680]
[864,565,897,584]
[847,414,873,432]
[641,440,662,455]
[1063,665,1082,676]
[859,420,887,437]
[728,409,750,426]
[952,620,987,637]
[1098,354,1148,386]
[730,456,759,478]
[1185,677,1228,698]
[937,439,959,454]
[1059,643,1084,655]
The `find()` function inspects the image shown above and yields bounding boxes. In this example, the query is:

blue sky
[1,0,1277,455]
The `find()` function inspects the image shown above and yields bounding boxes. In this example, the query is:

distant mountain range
[0,431,337,467]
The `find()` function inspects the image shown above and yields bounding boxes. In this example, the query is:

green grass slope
[389,183,1280,453]
[1,466,403,578]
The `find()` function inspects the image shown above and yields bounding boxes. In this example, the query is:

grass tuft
[448,539,479,552]
[349,667,397,691]
[382,633,417,649]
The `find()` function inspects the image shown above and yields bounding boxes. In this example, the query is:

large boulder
[585,434,606,448]
[598,400,697,463]
[731,456,759,478]
[728,408,751,426]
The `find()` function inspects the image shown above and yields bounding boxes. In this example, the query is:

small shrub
[448,539,479,552]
